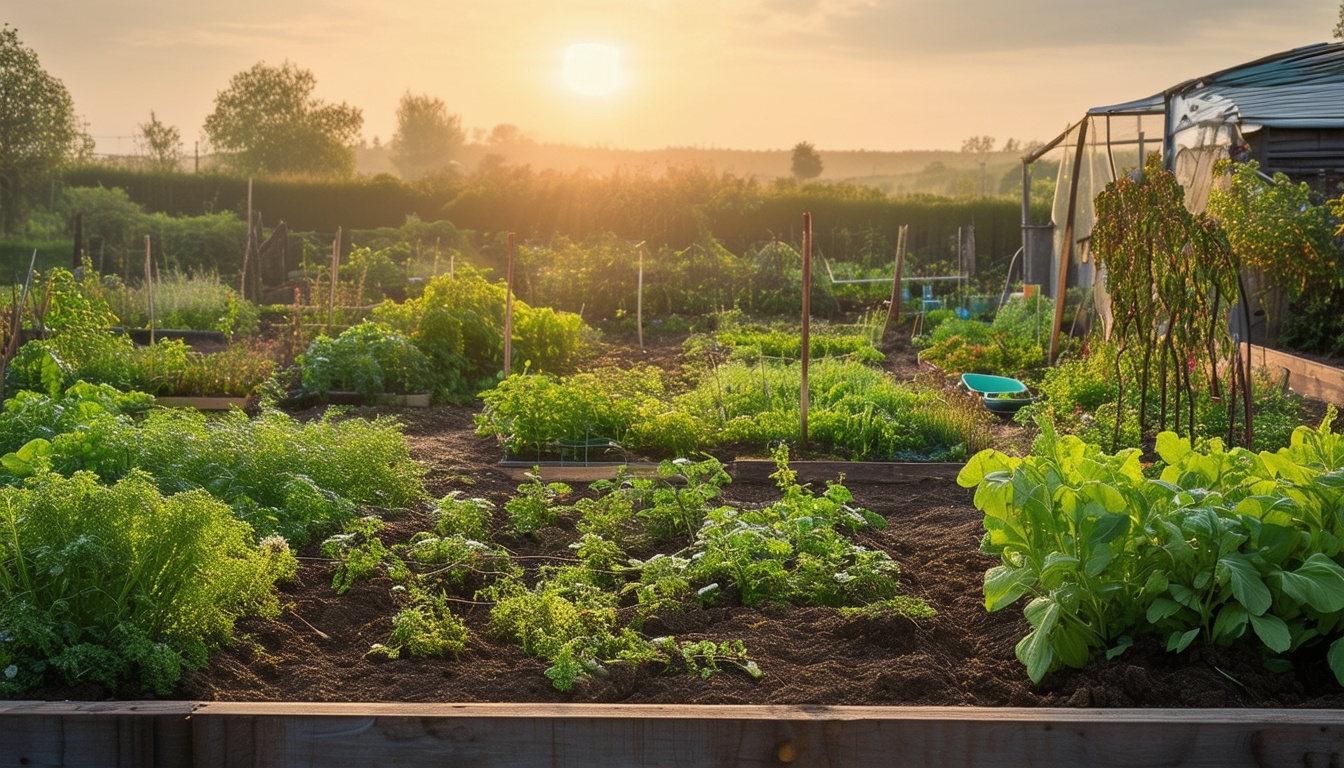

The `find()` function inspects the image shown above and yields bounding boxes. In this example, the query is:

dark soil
[164,335,1344,707]
[167,398,1344,707]
[5,331,1301,707]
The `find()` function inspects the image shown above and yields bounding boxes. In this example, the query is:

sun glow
[563,43,623,96]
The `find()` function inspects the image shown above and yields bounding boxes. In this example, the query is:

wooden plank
[496,462,664,482]
[155,396,250,411]
[732,460,965,484]
[0,701,194,768]
[188,703,1344,768]
[1248,345,1344,406]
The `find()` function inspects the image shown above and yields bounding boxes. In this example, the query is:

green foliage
[0,383,426,544]
[0,25,91,234]
[298,321,433,396]
[915,294,1051,378]
[434,491,494,540]
[322,516,398,595]
[58,165,1027,271]
[337,454,928,692]
[959,410,1344,685]
[373,268,589,400]
[1092,158,1245,448]
[1209,160,1339,295]
[0,470,295,695]
[478,366,667,457]
[687,312,884,366]
[52,187,248,277]
[390,93,465,181]
[478,356,991,462]
[505,471,572,534]
[203,61,363,178]
[790,141,823,181]
[1019,339,1305,453]
[103,270,260,335]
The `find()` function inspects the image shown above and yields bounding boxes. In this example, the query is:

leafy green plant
[434,491,495,540]
[505,471,572,534]
[959,410,1344,685]
[0,470,296,696]
[0,385,427,545]
[297,321,433,397]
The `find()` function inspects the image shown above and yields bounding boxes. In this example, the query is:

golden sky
[5,0,1337,156]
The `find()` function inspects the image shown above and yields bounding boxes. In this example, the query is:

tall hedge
[61,166,1041,264]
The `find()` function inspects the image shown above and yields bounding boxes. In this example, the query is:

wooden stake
[884,225,908,338]
[1050,119,1090,363]
[240,178,253,299]
[503,232,515,377]
[800,213,812,449]
[636,245,645,350]
[145,236,155,348]
[328,227,342,331]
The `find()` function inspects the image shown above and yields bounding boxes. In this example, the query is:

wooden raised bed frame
[3,701,1342,767]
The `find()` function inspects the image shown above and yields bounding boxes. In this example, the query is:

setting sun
[563,43,623,97]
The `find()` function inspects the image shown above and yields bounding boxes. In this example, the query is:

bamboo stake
[884,224,908,338]
[1,250,40,399]
[145,236,155,348]
[240,178,253,299]
[800,213,812,449]
[328,227,342,331]
[504,233,516,377]
[636,243,645,350]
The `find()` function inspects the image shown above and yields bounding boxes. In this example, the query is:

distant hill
[355,144,1041,198]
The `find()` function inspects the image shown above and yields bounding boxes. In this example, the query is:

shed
[1022,42,1344,356]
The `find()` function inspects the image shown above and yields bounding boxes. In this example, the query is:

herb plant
[0,470,295,696]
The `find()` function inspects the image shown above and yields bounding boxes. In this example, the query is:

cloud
[756,0,1322,59]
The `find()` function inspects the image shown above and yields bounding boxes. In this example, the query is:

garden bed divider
[731,460,965,484]
[3,700,1343,767]
[154,396,251,411]
[496,460,967,484]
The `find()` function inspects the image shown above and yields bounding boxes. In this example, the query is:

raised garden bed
[4,700,1342,768]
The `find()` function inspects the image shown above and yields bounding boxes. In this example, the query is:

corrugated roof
[1086,43,1344,127]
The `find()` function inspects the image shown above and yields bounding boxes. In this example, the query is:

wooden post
[800,213,812,449]
[328,227,341,332]
[145,236,155,348]
[1050,118,1089,364]
[72,212,83,268]
[885,224,908,337]
[503,232,515,377]
[240,178,253,300]
[636,245,645,350]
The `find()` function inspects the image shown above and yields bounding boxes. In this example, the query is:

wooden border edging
[154,396,250,411]
[1248,345,1344,406]
[496,462,665,482]
[0,700,194,768]
[4,702,1344,768]
[496,461,967,484]
[732,460,966,484]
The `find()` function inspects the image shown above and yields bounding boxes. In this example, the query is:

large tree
[389,92,465,180]
[203,61,362,178]
[790,141,823,180]
[0,25,91,233]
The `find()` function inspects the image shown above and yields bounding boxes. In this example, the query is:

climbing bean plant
[1091,156,1248,450]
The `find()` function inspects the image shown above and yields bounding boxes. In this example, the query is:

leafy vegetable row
[959,410,1344,684]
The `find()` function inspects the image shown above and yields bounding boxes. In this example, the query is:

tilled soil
[170,400,1344,708]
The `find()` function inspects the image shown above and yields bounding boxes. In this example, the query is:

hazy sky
[5,1,1338,156]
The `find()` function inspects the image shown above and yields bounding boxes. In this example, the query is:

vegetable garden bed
[6,344,1344,768]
